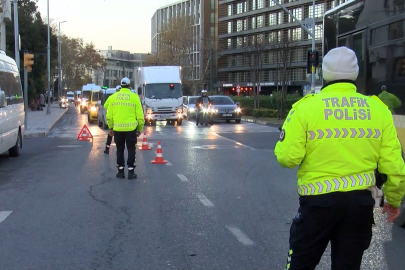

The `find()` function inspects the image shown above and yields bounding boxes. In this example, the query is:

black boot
[104,146,110,154]
[116,167,125,179]
[128,167,137,180]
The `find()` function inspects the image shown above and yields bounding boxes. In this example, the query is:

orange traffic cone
[151,141,167,164]
[139,132,152,150]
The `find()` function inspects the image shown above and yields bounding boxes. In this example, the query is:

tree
[272,31,299,119]
[6,0,58,101]
[244,34,270,109]
[60,35,105,91]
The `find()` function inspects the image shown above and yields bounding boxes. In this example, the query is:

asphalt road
[0,105,404,270]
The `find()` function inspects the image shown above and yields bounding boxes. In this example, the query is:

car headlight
[90,106,97,112]
[81,101,86,106]
[189,108,195,112]
[235,108,241,113]
[210,108,218,113]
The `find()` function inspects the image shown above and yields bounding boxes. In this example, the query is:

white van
[0,52,25,157]
[97,88,116,129]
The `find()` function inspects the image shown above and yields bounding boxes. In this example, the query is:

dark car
[210,95,241,123]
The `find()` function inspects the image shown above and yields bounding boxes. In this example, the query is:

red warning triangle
[77,125,93,141]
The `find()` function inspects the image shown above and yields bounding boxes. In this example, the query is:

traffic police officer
[107,78,144,179]
[378,85,402,114]
[104,85,121,154]
[275,47,405,270]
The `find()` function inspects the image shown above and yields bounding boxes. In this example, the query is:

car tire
[9,130,22,157]
[235,119,241,123]
[98,118,103,127]
[102,120,108,130]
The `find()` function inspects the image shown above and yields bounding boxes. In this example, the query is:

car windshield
[189,97,198,104]
[91,92,99,101]
[145,83,182,99]
[67,94,74,97]
[211,97,235,105]
[82,91,90,99]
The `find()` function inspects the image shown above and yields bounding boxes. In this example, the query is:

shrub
[252,109,278,118]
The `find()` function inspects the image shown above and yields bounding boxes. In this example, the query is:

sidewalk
[24,104,68,138]
[241,116,284,127]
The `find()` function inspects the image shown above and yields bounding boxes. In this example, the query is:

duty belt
[298,172,375,196]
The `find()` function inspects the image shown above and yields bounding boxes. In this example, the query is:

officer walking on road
[275,47,405,270]
[107,78,144,179]
[104,85,121,154]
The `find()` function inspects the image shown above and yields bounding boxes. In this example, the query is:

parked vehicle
[134,66,183,125]
[80,84,100,114]
[97,88,116,129]
[88,88,101,124]
[66,91,75,103]
[209,95,241,123]
[0,51,25,157]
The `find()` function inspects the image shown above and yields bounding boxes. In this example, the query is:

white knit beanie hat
[322,47,359,82]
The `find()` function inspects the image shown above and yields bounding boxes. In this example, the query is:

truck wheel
[9,130,22,157]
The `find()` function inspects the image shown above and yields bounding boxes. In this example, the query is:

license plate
[158,114,167,119]
[223,114,232,117]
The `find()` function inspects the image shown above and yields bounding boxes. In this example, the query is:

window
[252,17,256,29]
[211,0,215,9]
[269,31,277,42]
[309,25,322,40]
[258,0,264,9]
[244,19,248,30]
[252,0,256,10]
[269,13,277,26]
[327,0,335,10]
[228,22,232,33]
[237,37,243,48]
[389,20,405,41]
[237,20,243,32]
[278,11,283,25]
[289,8,302,23]
[309,3,324,18]
[237,2,243,14]
[371,25,388,45]
[257,15,264,28]
[228,4,232,16]
[269,0,276,7]
[0,72,23,105]
[290,28,301,41]
[211,13,215,23]
[228,38,232,48]
[211,26,215,37]
[257,34,265,43]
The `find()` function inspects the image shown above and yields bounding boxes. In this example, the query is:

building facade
[217,0,348,95]
[151,0,218,87]
[93,47,148,88]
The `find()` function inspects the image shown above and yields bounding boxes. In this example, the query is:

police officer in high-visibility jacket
[275,47,405,270]
[378,85,402,114]
[104,85,122,154]
[107,78,144,179]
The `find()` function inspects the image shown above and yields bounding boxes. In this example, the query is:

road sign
[303,18,314,29]
[236,84,241,93]
[77,125,93,141]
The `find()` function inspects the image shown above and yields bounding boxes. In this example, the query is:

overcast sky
[37,0,176,53]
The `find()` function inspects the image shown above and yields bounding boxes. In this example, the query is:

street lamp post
[58,21,67,100]
[46,0,51,114]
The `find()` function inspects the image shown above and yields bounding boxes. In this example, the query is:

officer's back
[107,89,139,131]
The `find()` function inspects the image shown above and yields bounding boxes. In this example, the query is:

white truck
[135,66,184,125]
[66,91,74,103]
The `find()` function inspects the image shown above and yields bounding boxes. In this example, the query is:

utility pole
[13,0,19,71]
[46,0,51,114]
[270,0,316,91]
[58,21,67,99]
[209,46,214,93]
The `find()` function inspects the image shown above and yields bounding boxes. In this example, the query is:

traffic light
[307,50,319,74]
[102,86,108,90]
[24,53,34,73]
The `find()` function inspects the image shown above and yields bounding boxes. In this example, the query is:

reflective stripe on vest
[297,172,375,196]
[113,122,137,128]
[307,128,381,140]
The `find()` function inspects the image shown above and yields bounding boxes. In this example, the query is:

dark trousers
[114,130,137,169]
[286,190,374,270]
[106,134,113,147]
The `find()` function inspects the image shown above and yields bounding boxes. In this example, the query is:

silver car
[183,96,199,119]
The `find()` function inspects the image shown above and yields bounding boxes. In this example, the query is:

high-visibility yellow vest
[106,88,145,132]
[274,82,405,207]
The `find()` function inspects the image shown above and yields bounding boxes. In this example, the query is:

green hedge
[252,109,279,118]
[232,93,301,111]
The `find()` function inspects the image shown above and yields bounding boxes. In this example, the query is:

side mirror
[235,102,240,107]
[0,90,5,107]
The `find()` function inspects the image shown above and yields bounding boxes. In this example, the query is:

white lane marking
[211,132,255,150]
[177,174,189,182]
[227,226,254,246]
[0,211,12,223]
[166,161,173,166]
[196,193,214,207]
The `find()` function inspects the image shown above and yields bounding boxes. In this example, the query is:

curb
[24,109,68,139]
[242,118,282,127]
